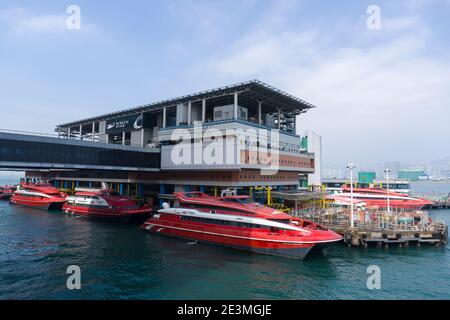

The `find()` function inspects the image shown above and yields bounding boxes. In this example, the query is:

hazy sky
[1,0,449,167]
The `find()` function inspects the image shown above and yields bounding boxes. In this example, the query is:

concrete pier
[296,207,448,249]
[341,224,448,248]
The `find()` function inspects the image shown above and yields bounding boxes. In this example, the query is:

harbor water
[0,180,449,300]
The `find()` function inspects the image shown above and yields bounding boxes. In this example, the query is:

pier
[292,207,448,248]
[1,79,448,252]
[342,223,448,248]
[425,193,450,210]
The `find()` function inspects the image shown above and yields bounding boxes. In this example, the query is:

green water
[0,204,448,300]
[0,180,449,299]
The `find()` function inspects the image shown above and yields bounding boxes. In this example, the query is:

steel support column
[234,92,238,119]
[159,184,166,207]
[188,102,192,125]
[162,107,167,128]
[202,99,206,122]
[258,101,262,124]
[278,109,281,129]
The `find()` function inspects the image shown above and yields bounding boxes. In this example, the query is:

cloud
[211,30,320,77]
[205,3,450,165]
[401,0,450,9]
[382,16,421,31]
[0,6,99,37]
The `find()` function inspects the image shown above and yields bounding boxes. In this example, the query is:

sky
[0,0,449,168]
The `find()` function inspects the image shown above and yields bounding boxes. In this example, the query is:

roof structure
[56,79,316,129]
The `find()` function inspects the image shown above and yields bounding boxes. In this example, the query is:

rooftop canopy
[56,79,315,129]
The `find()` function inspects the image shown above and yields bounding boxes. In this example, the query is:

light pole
[384,168,391,213]
[347,163,356,228]
[384,168,391,230]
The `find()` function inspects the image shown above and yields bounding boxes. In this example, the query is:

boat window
[179,215,265,228]
[223,198,259,206]
[270,219,290,225]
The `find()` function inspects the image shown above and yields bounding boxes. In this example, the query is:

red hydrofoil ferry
[341,186,433,210]
[142,192,342,260]
[0,185,16,200]
[11,182,67,210]
[64,189,152,222]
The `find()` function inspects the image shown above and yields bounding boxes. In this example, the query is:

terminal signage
[106,113,143,134]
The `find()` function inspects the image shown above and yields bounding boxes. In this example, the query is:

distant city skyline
[323,158,450,180]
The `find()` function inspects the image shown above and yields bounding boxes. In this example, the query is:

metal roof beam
[55,80,315,129]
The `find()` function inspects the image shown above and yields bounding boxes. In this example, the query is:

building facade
[20,80,319,205]
[398,169,427,181]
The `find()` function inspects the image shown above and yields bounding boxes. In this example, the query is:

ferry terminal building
[0,80,321,207]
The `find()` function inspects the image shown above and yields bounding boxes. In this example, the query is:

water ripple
[1,205,449,300]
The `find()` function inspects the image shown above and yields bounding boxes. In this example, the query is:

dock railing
[0,128,59,138]
[0,128,159,149]
[295,207,444,233]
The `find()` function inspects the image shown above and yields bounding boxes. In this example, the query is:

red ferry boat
[63,189,152,221]
[11,182,67,210]
[0,185,16,200]
[142,192,342,260]
[341,186,433,210]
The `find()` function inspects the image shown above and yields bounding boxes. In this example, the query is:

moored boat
[142,192,342,260]
[63,189,152,221]
[11,182,67,210]
[340,186,433,210]
[0,185,16,200]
